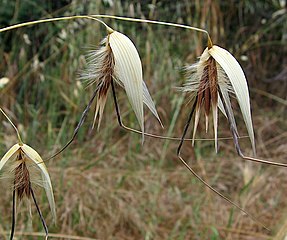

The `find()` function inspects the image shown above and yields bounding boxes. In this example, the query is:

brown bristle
[97,44,115,97]
[194,57,218,133]
[92,43,116,129]
[197,57,218,116]
[208,57,218,106]
[14,153,31,200]
[197,65,209,111]
[204,70,211,118]
[198,61,214,115]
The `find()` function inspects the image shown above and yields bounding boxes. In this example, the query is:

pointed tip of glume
[205,115,209,133]
[159,120,164,129]
[215,144,218,154]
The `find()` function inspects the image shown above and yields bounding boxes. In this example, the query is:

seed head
[82,30,162,139]
[183,45,255,154]
[0,143,56,221]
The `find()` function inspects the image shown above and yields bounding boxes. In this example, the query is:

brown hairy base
[14,154,31,200]
[97,43,115,97]
[93,43,115,129]
[197,56,218,121]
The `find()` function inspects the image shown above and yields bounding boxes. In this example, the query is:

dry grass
[0,1,287,239]
[1,116,286,239]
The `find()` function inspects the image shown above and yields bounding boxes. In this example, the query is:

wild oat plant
[0,14,286,239]
[0,108,55,240]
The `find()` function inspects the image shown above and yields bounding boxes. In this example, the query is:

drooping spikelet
[183,45,255,154]
[82,29,162,138]
[82,37,115,130]
[0,143,56,221]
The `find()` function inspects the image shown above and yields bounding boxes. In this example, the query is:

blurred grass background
[0,0,286,239]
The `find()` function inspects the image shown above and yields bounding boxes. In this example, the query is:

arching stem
[0,16,112,33]
[92,15,211,45]
[0,15,211,46]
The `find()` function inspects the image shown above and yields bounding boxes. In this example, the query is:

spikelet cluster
[81,29,162,138]
[183,45,255,153]
[0,143,56,221]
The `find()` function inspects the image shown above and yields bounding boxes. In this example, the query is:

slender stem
[177,97,197,156]
[30,187,49,240]
[10,188,16,240]
[45,87,99,161]
[0,108,23,145]
[218,88,287,167]
[121,124,242,141]
[177,154,269,231]
[0,15,211,45]
[92,15,211,41]
[0,16,112,33]
[242,155,287,167]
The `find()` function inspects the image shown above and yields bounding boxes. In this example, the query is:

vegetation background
[0,0,286,239]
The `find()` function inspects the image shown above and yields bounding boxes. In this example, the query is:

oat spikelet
[184,49,219,151]
[209,45,255,154]
[183,45,255,153]
[82,37,115,130]
[14,159,31,200]
[0,108,56,239]
[81,30,162,139]
[0,144,56,221]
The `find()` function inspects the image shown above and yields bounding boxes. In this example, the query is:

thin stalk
[0,16,112,33]
[121,125,243,141]
[0,15,211,45]
[92,15,212,45]
[0,108,23,145]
